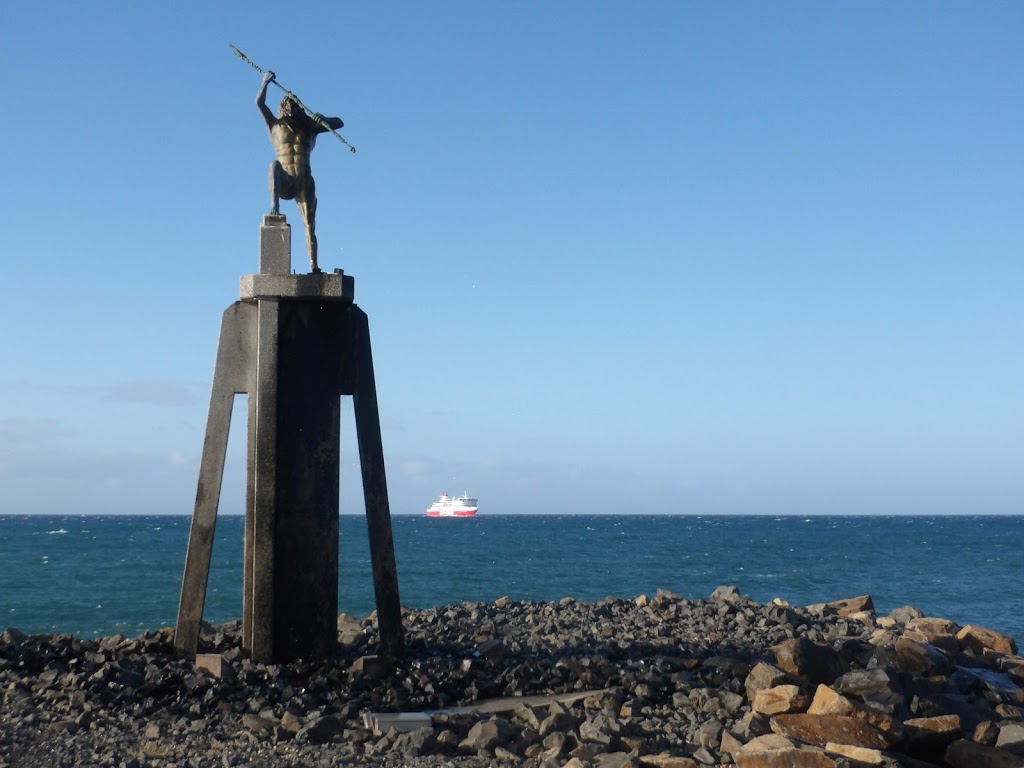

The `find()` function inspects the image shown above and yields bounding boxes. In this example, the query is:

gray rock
[698,717,724,749]
[594,752,638,768]
[391,726,437,757]
[889,606,926,625]
[296,714,346,744]
[997,722,1024,757]
[774,637,845,686]
[833,667,895,696]
[710,585,748,605]
[459,717,517,753]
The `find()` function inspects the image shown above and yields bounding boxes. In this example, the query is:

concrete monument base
[175,215,403,664]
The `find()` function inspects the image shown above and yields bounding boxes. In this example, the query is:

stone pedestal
[175,215,403,663]
[259,214,291,274]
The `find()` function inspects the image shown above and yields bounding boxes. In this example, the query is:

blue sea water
[1,515,1022,645]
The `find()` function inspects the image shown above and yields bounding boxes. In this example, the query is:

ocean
[2,514,1022,645]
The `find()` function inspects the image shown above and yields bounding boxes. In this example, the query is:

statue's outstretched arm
[312,113,344,133]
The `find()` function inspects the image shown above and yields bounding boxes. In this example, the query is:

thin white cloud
[102,378,204,407]
[0,417,73,443]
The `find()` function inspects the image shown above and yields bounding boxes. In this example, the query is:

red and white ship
[425,492,478,517]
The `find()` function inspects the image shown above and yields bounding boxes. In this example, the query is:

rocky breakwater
[1,587,1023,768]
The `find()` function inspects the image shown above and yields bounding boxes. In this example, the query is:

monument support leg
[247,298,281,661]
[175,303,254,655]
[350,308,405,658]
[242,389,256,649]
[270,301,343,662]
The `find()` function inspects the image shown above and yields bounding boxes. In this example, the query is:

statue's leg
[296,181,319,273]
[269,161,283,215]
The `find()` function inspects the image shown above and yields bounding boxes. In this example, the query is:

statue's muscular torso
[269,119,316,182]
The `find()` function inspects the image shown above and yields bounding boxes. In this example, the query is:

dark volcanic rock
[774,636,846,686]
[2,591,1022,768]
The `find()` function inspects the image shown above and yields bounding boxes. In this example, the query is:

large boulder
[774,637,845,686]
[752,685,811,716]
[769,714,892,750]
[945,739,1024,768]
[805,596,874,618]
[734,734,838,768]
[902,714,962,762]
[958,625,1019,656]
[745,662,795,701]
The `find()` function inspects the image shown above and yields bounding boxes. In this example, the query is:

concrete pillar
[175,214,403,664]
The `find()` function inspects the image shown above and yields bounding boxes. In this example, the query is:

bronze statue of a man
[257,71,343,273]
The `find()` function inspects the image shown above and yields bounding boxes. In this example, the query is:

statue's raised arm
[256,70,278,129]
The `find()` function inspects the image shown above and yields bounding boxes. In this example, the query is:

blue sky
[1,2,1021,515]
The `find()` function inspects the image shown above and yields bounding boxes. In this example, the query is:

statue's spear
[230,44,356,153]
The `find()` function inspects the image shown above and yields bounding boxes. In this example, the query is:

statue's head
[279,95,299,118]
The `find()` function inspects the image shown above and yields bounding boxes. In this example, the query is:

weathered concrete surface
[239,270,355,301]
[259,214,291,274]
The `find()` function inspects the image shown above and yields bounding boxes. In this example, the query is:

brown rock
[824,742,885,765]
[894,636,951,675]
[807,685,856,717]
[195,653,235,680]
[241,713,275,734]
[620,736,646,752]
[904,714,960,733]
[976,721,1001,746]
[619,699,643,718]
[906,616,961,653]
[770,714,891,750]
[638,755,700,768]
[280,711,305,734]
[903,715,962,761]
[806,596,875,618]
[847,611,876,628]
[735,734,838,768]
[740,734,799,750]
[958,625,1019,656]
[903,627,960,655]
[868,628,898,647]
[753,685,811,716]
[806,688,901,739]
[494,595,511,608]
[594,753,638,768]
[745,662,794,701]
[991,654,1024,689]
[775,638,845,686]
[721,730,745,755]
[945,738,1024,768]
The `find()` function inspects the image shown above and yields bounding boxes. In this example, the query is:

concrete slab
[239,271,355,302]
